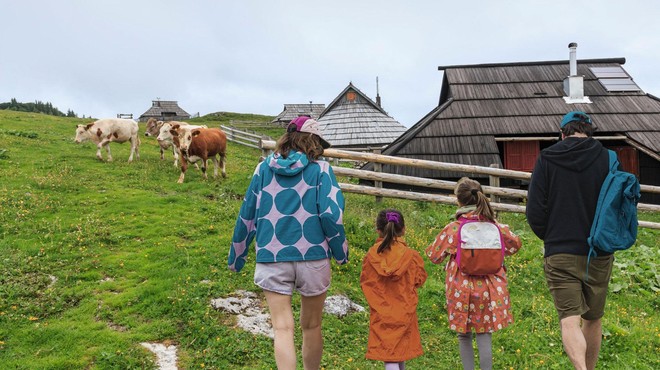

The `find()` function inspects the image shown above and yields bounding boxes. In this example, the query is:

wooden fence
[221,125,272,151]
[259,139,660,229]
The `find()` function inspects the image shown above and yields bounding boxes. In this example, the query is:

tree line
[0,98,77,117]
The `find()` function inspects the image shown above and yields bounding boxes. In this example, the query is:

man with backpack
[526,111,614,370]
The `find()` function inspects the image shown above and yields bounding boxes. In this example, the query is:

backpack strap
[455,217,469,269]
[586,149,618,280]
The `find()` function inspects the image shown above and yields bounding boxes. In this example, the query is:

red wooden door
[608,146,639,176]
[504,141,540,172]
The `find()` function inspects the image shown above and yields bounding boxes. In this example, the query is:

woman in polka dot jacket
[229,116,348,370]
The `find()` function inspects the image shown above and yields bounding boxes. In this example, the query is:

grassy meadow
[0,110,658,369]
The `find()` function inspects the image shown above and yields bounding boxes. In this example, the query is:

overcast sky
[2,0,659,127]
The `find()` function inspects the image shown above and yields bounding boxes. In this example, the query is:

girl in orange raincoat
[360,209,428,370]
[426,178,521,370]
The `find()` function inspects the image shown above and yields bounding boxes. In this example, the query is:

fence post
[489,164,501,214]
[373,147,382,203]
[261,136,271,159]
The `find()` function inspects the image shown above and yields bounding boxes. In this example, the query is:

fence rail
[221,125,271,150]
[260,139,660,229]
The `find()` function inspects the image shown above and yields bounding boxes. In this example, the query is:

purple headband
[385,212,400,224]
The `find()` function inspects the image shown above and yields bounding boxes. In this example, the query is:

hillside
[0,110,658,369]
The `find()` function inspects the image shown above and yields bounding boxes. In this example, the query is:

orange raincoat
[360,238,427,362]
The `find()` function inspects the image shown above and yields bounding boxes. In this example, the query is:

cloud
[1,0,659,125]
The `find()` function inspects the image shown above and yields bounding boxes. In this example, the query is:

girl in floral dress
[426,178,521,370]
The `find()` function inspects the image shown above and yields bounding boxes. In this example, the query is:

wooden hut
[369,47,660,203]
[272,104,326,125]
[139,100,191,122]
[318,83,407,149]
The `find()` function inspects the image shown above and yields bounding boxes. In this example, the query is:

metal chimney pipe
[569,42,578,76]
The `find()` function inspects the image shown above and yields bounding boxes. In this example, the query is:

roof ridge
[438,57,626,70]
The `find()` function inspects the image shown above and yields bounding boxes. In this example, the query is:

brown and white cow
[171,126,227,183]
[157,122,207,166]
[75,118,140,162]
[144,117,164,138]
[145,118,183,162]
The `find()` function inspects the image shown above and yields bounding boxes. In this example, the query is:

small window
[346,92,357,102]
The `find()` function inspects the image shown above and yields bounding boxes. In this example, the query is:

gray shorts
[254,259,331,297]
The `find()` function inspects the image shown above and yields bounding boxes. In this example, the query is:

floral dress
[426,210,521,334]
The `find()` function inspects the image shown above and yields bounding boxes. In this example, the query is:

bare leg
[264,290,296,370]
[300,292,326,370]
[582,319,602,370]
[560,315,588,370]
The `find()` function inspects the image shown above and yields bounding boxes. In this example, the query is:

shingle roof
[271,104,326,124]
[317,83,407,148]
[374,57,660,178]
[139,100,190,121]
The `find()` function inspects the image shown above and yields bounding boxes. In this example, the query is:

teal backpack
[587,150,640,261]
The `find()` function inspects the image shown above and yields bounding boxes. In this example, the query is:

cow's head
[178,129,202,156]
[169,124,183,148]
[74,123,94,143]
[145,118,163,137]
[157,122,175,142]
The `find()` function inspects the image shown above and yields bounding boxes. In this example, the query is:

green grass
[0,110,658,369]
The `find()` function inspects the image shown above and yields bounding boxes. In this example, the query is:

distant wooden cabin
[139,100,190,122]
[272,104,326,125]
[318,83,407,149]
[369,47,660,203]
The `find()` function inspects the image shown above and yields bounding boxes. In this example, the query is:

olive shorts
[544,253,614,321]
[254,259,331,297]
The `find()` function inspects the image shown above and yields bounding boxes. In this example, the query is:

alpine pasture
[0,110,658,369]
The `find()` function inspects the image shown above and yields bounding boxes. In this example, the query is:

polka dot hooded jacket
[228,150,349,272]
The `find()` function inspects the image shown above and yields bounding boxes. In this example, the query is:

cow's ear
[170,129,178,137]
[172,124,180,130]
[85,123,94,130]
[192,130,201,137]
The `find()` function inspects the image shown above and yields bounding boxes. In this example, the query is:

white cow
[157,122,207,166]
[74,118,140,162]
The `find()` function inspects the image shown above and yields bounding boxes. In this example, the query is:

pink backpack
[455,218,505,275]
